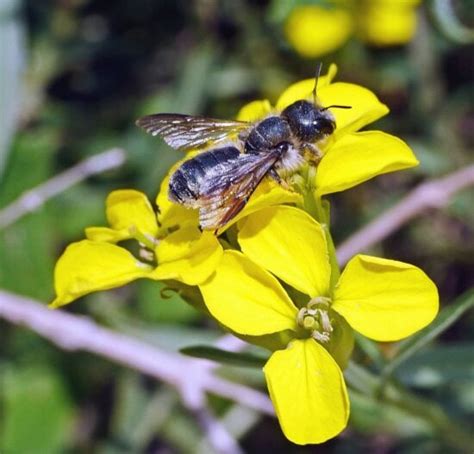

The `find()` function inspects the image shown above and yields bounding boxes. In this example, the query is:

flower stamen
[138,248,155,262]
[297,296,333,343]
[129,225,158,250]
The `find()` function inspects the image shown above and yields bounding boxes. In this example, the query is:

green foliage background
[0,0,473,452]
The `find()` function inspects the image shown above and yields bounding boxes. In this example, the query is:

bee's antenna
[312,62,323,105]
[321,104,352,111]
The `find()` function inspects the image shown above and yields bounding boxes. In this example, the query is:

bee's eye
[312,117,335,136]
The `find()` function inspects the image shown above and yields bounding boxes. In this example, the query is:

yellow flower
[357,0,422,46]
[284,1,422,57]
[200,206,438,444]
[50,189,222,308]
[237,64,418,198]
[284,5,353,58]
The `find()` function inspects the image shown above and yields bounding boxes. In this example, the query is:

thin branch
[0,290,274,417]
[184,335,248,454]
[181,335,249,454]
[336,164,474,265]
[0,148,126,230]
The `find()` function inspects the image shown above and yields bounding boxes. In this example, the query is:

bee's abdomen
[245,116,291,153]
[169,146,240,206]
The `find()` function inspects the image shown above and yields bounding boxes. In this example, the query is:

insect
[136,65,350,231]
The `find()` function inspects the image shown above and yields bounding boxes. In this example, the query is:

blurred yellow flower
[200,205,439,444]
[50,189,222,308]
[284,5,353,58]
[284,1,422,57]
[238,65,418,199]
[358,0,422,46]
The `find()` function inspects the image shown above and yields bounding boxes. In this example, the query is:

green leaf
[100,373,178,454]
[0,366,73,453]
[0,212,56,299]
[52,186,107,239]
[0,128,57,207]
[136,280,200,324]
[0,129,58,299]
[381,288,474,382]
[109,317,220,352]
[349,390,432,437]
[180,345,267,368]
[395,343,474,388]
[160,408,203,453]
[354,333,386,369]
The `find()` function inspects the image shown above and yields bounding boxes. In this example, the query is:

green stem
[298,165,320,220]
[321,216,340,290]
[300,167,341,289]
[301,170,340,288]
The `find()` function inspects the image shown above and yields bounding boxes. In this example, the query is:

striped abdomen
[168,146,241,207]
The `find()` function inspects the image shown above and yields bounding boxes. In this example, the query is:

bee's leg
[304,143,323,165]
[268,168,290,190]
[268,168,282,183]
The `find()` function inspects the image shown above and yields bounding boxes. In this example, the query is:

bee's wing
[136,113,250,151]
[197,150,282,230]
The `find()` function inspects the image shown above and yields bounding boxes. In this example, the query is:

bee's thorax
[245,116,292,153]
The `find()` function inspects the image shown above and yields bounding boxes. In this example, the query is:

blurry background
[0,0,473,452]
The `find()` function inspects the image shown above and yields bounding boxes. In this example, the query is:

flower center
[128,225,159,263]
[297,296,333,343]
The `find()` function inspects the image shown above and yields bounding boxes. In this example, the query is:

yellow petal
[199,251,297,335]
[236,99,272,122]
[156,165,200,231]
[50,240,152,308]
[275,64,338,111]
[239,206,331,297]
[284,6,353,59]
[332,255,439,341]
[316,131,418,196]
[264,339,349,445]
[152,227,222,285]
[106,190,158,238]
[219,179,302,234]
[318,82,389,140]
[85,226,130,243]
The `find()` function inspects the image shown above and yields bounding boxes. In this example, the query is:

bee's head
[282,100,336,143]
[282,64,351,143]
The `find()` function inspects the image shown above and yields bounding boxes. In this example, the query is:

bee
[136,65,350,231]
